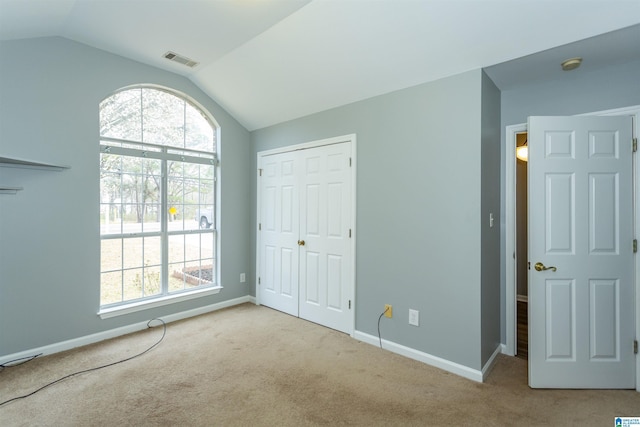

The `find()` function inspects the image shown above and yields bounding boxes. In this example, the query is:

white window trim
[98,285,223,319]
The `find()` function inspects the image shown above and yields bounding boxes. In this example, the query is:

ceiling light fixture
[516,140,528,162]
[561,57,582,71]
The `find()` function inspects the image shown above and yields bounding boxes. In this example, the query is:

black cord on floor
[0,318,166,407]
[377,307,389,349]
[0,353,43,371]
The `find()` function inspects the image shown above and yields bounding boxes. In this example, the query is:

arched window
[99,87,219,310]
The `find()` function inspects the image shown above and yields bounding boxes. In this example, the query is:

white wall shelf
[0,156,70,171]
[0,155,70,194]
[0,186,24,195]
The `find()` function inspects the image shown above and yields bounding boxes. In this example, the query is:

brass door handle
[298,240,305,246]
[534,262,556,272]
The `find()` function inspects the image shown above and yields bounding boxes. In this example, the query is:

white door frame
[256,134,357,336]
[504,106,639,390]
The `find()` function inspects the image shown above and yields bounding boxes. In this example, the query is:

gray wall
[480,72,501,366]
[251,69,498,371]
[498,59,640,342]
[0,37,252,356]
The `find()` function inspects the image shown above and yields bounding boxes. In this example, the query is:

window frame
[98,86,221,317]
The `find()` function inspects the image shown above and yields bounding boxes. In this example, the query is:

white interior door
[258,138,354,334]
[528,115,635,388]
[258,150,299,316]
[299,143,352,333]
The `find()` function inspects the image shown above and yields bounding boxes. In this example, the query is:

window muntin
[99,87,218,308]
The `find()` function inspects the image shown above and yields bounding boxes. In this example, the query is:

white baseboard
[0,296,256,365]
[481,344,502,381]
[353,330,501,383]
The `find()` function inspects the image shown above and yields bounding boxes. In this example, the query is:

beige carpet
[1,303,638,426]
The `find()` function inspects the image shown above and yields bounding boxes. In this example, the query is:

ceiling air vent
[163,51,199,68]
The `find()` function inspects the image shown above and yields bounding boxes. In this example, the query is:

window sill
[98,286,223,319]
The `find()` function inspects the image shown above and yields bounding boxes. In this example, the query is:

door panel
[589,279,618,359]
[545,279,575,360]
[589,173,618,253]
[305,251,320,304]
[327,255,343,310]
[528,115,634,388]
[545,173,574,253]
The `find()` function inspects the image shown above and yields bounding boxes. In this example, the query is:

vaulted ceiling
[1,0,639,130]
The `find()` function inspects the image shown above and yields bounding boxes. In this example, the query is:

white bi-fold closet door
[257,136,354,334]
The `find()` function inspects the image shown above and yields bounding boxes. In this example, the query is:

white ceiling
[1,0,639,131]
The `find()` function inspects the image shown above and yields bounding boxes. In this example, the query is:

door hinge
[259,223,261,231]
[633,138,637,153]
[259,168,263,176]
[349,228,352,238]
[349,157,352,167]
[634,239,637,253]
[348,300,351,309]
[258,277,261,285]
[634,340,638,354]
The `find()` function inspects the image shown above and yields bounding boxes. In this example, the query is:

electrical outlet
[240,273,246,283]
[384,304,393,318]
[409,309,419,326]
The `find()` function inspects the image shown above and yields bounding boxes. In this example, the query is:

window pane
[123,268,144,301]
[142,89,185,146]
[100,204,123,235]
[100,89,142,141]
[201,233,215,260]
[200,164,214,180]
[200,178,214,205]
[122,205,143,234]
[169,262,186,292]
[145,236,161,267]
[185,103,214,152]
[101,238,122,272]
[182,205,199,231]
[144,204,161,233]
[200,261,215,286]
[195,206,214,230]
[101,271,123,305]
[185,234,202,261]
[123,238,143,270]
[143,265,162,297]
[168,234,185,265]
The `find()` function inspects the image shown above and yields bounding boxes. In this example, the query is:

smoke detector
[163,51,199,68]
[561,57,582,71]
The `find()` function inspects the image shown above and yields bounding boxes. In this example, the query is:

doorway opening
[515,132,528,359]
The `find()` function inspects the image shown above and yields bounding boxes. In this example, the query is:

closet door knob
[297,240,305,246]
